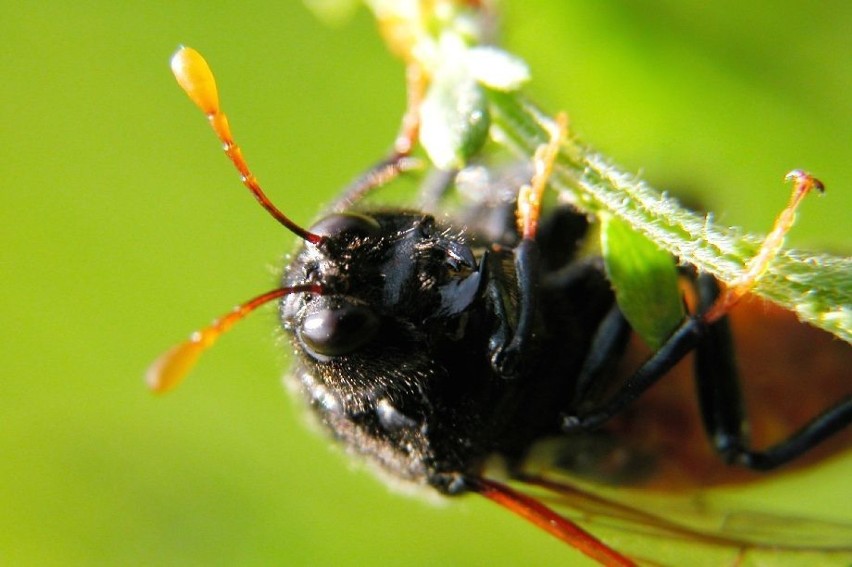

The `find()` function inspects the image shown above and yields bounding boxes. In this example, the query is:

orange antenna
[146,284,322,393]
[704,169,825,323]
[170,46,323,244]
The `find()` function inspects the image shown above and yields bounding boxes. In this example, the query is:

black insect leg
[489,113,567,377]
[692,275,852,470]
[572,305,631,405]
[562,315,707,432]
[508,238,540,365]
[483,259,513,364]
[690,274,752,463]
[488,238,541,378]
[565,273,852,469]
[737,399,852,470]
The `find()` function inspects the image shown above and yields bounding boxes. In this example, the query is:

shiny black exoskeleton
[158,47,851,562]
[279,172,852,494]
[280,201,617,493]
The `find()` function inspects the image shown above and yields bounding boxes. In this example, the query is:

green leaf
[602,216,684,348]
[419,59,491,170]
[486,90,852,344]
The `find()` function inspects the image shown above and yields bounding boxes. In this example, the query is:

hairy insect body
[280,206,613,493]
[155,47,852,565]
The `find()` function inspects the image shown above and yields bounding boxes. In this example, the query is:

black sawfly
[148,47,852,566]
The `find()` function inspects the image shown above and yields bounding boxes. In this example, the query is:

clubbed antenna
[170,46,323,244]
[146,284,322,393]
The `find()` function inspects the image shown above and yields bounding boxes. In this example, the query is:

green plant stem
[487,90,852,343]
[348,0,851,344]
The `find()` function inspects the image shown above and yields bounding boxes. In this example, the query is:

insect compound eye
[308,212,381,240]
[298,300,380,360]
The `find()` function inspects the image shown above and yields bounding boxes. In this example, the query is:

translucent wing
[471,469,852,567]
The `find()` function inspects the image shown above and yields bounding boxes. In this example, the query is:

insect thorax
[279,208,613,493]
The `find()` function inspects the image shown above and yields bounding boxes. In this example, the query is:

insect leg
[567,273,852,468]
[734,399,852,470]
[565,170,832,435]
[330,153,421,211]
[491,114,568,377]
[691,274,750,459]
[484,241,540,378]
[693,275,852,470]
[573,305,631,404]
[562,311,708,432]
[331,60,426,210]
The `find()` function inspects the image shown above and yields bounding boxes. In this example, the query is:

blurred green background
[1,1,849,565]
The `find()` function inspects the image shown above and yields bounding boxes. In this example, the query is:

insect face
[150,47,852,566]
[280,210,507,492]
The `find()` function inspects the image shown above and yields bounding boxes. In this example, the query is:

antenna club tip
[170,45,220,115]
[144,357,173,394]
[169,45,195,77]
[145,342,199,394]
